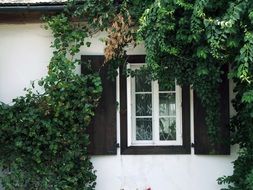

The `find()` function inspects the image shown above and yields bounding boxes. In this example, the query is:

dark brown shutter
[194,65,230,155]
[81,55,117,155]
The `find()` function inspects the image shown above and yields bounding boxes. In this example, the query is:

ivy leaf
[38,80,44,86]
[197,47,208,59]
[197,66,208,76]
[86,41,91,47]
[242,90,253,103]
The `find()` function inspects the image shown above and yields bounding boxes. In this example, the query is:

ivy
[137,0,223,146]
[0,2,103,189]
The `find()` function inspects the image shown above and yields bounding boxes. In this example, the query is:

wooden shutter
[81,55,117,155]
[194,65,230,155]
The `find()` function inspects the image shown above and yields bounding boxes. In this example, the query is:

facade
[0,1,238,190]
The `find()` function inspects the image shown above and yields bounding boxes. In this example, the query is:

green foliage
[137,0,223,146]
[0,65,101,189]
[137,0,253,188]
[0,2,103,189]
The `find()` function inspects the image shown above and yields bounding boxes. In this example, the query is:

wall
[0,23,238,190]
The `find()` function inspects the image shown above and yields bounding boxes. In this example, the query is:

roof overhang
[0,1,67,13]
[0,2,65,23]
[0,4,64,12]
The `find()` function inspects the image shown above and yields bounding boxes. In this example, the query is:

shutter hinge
[191,143,195,148]
[116,143,120,148]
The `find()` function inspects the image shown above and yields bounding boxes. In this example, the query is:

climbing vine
[0,0,253,189]
[0,5,104,190]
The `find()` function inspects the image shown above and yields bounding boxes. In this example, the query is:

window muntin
[127,64,182,146]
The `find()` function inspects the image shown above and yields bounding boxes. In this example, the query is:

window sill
[121,145,191,155]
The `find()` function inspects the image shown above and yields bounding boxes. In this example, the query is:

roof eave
[0,3,65,13]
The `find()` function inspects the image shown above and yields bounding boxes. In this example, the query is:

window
[127,64,182,146]
[120,55,191,155]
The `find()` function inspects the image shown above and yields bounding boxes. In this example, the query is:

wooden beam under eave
[0,12,59,24]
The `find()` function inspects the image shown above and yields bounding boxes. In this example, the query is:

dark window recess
[81,55,117,155]
[194,64,230,155]
[120,55,191,154]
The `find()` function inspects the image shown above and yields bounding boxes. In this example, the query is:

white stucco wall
[0,23,238,190]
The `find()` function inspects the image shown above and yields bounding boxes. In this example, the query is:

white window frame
[127,63,182,146]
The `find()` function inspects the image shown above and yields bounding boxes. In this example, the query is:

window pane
[135,74,151,92]
[136,94,152,116]
[159,93,176,116]
[159,117,176,140]
[136,118,152,140]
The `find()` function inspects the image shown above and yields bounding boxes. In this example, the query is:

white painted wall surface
[0,24,238,190]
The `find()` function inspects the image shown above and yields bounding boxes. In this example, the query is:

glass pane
[135,73,151,92]
[136,118,152,140]
[159,117,176,140]
[159,93,176,116]
[159,81,175,91]
[136,94,152,116]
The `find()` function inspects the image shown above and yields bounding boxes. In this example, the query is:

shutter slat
[81,55,117,155]
[194,65,230,155]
